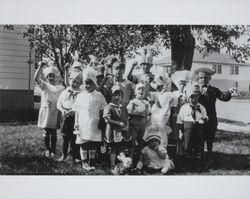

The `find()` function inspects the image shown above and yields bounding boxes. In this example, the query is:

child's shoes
[45,150,50,157]
[82,162,92,172]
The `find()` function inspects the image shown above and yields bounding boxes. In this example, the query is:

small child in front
[137,128,174,175]
[103,86,131,172]
[57,71,82,162]
[176,84,208,171]
[72,68,107,171]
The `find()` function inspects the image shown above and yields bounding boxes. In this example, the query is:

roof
[154,50,249,66]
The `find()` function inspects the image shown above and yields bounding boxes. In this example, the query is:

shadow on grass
[0,155,77,175]
[215,130,250,143]
[208,152,250,171]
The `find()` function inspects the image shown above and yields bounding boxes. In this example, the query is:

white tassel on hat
[71,50,85,71]
[140,48,153,65]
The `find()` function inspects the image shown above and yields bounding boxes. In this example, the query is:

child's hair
[112,61,126,71]
[111,90,123,97]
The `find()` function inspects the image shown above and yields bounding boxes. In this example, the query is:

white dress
[37,80,64,129]
[72,90,107,143]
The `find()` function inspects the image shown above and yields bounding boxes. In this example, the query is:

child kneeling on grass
[72,68,107,171]
[57,71,82,163]
[136,128,174,175]
[103,86,132,173]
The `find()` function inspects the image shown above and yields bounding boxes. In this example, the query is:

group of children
[34,52,226,175]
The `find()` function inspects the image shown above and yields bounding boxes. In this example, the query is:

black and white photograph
[0,0,250,199]
[0,24,249,175]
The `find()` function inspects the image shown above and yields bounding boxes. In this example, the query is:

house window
[235,66,239,75]
[230,65,234,75]
[230,65,239,75]
[217,65,222,74]
[212,65,217,73]
[213,64,222,74]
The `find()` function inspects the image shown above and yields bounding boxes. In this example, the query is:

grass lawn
[0,124,249,175]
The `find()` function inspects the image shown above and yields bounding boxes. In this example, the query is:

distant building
[154,50,250,92]
[0,25,35,111]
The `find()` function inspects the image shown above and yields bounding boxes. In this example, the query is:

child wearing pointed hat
[34,61,64,157]
[136,128,174,174]
[193,67,235,163]
[127,48,154,85]
[72,68,107,171]
[111,61,135,107]
[57,71,83,162]
[103,86,132,171]
[176,83,208,171]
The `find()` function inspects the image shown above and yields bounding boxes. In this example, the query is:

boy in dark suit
[193,67,235,163]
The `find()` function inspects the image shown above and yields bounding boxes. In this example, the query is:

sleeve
[126,100,133,114]
[99,93,107,110]
[72,94,81,112]
[215,87,232,102]
[36,79,47,91]
[129,82,135,100]
[200,104,208,120]
[103,105,111,121]
[159,146,167,155]
[57,91,64,113]
[176,106,184,124]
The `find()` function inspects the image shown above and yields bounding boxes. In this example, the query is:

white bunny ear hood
[42,58,59,78]
[71,50,85,71]
[82,68,97,86]
[140,48,153,65]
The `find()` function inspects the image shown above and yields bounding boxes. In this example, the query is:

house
[0,25,35,111]
[154,50,250,92]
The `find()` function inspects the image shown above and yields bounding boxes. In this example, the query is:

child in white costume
[72,68,107,171]
[144,91,174,148]
[34,61,64,157]
[137,129,174,174]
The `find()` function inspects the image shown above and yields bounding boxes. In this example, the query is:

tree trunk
[169,25,195,73]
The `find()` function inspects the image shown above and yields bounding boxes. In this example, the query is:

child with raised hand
[127,83,151,166]
[57,71,83,163]
[72,68,107,171]
[137,128,174,175]
[112,61,134,107]
[103,86,132,172]
[34,61,64,157]
[176,84,208,171]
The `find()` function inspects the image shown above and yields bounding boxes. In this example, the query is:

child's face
[84,79,95,92]
[135,87,145,99]
[198,74,211,86]
[177,81,187,92]
[188,94,199,105]
[46,73,56,85]
[69,79,81,90]
[112,65,124,79]
[148,139,160,149]
[96,75,104,86]
[111,91,122,104]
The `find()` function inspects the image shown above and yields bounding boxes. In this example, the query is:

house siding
[0,25,35,111]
